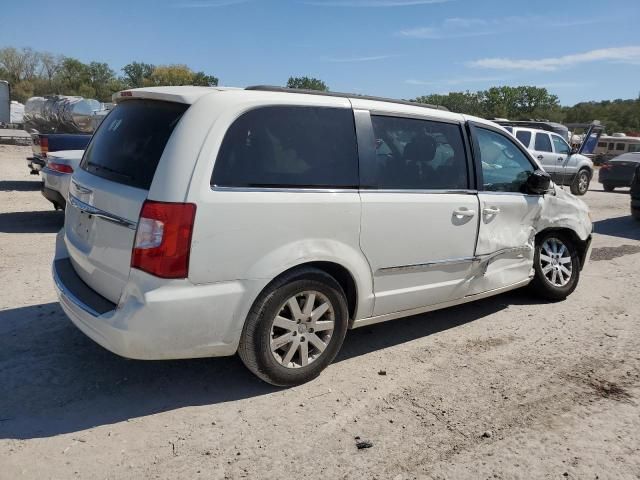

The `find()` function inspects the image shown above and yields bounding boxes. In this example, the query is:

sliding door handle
[483,207,501,216]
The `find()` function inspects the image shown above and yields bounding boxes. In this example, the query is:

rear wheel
[238,268,349,386]
[570,169,590,195]
[529,232,580,301]
[603,184,615,192]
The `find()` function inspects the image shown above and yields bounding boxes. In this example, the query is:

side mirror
[570,146,579,155]
[527,169,552,194]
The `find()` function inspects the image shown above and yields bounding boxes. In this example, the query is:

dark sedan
[599,152,640,191]
[631,164,640,220]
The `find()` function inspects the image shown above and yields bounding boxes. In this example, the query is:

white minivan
[53,86,592,386]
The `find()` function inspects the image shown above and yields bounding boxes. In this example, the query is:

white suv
[507,127,594,196]
[53,86,592,386]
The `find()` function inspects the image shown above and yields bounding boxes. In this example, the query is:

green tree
[121,61,155,88]
[191,71,219,86]
[286,76,328,91]
[144,64,218,87]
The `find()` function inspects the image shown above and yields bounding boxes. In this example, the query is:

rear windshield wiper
[86,161,133,180]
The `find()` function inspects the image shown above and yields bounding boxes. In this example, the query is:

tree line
[413,87,640,135]
[2,46,639,134]
[0,47,218,103]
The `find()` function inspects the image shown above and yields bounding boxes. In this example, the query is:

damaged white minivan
[53,86,592,386]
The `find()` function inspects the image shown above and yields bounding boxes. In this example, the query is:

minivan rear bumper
[53,233,251,360]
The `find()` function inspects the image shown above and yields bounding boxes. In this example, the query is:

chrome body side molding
[351,278,532,329]
[376,245,533,276]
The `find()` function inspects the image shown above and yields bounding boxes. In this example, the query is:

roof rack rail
[245,85,449,112]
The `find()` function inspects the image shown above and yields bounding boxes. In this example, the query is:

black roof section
[245,85,449,112]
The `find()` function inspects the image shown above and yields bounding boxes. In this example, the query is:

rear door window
[515,130,532,147]
[81,100,188,189]
[364,115,468,190]
[534,132,553,152]
[212,106,358,188]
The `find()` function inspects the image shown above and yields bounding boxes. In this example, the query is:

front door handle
[453,208,476,218]
[483,207,501,216]
[537,155,544,160]
[557,157,564,162]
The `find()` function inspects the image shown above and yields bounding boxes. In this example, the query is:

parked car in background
[53,86,593,386]
[507,126,593,195]
[629,164,640,220]
[27,133,91,174]
[41,150,84,210]
[598,152,640,192]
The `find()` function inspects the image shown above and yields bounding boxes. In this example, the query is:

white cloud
[323,54,398,62]
[172,0,249,7]
[468,46,640,71]
[398,16,599,39]
[305,0,451,7]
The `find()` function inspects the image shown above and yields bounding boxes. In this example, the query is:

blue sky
[2,0,639,105]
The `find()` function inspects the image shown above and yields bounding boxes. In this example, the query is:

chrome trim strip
[377,256,475,275]
[211,186,477,195]
[376,245,532,276]
[361,189,477,195]
[68,194,138,230]
[211,186,359,193]
[53,262,101,318]
[71,179,92,195]
[351,278,532,329]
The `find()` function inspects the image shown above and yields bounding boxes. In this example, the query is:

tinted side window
[616,143,626,151]
[365,115,468,190]
[81,100,188,189]
[212,106,358,188]
[534,132,553,152]
[515,130,532,147]
[552,135,571,154]
[476,128,534,193]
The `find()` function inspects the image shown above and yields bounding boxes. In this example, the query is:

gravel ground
[1,144,639,480]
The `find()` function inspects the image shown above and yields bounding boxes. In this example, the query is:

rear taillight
[131,201,196,279]
[600,164,611,170]
[48,162,73,174]
[40,136,49,157]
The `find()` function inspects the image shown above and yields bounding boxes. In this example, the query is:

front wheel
[238,268,349,386]
[529,233,580,301]
[570,169,590,195]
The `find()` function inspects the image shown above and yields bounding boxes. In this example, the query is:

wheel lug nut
[301,337,305,342]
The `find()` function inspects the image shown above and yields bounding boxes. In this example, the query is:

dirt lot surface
[1,144,639,479]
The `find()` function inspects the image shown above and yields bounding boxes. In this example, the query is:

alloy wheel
[539,237,573,287]
[270,291,335,368]
[578,171,589,194]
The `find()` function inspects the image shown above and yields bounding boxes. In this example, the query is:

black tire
[603,184,615,192]
[570,169,590,196]
[238,267,349,387]
[529,232,581,301]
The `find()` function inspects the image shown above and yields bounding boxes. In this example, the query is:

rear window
[212,106,358,188]
[81,100,188,189]
[515,130,532,147]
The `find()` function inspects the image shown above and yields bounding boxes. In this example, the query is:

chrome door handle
[537,155,544,160]
[453,208,476,218]
[483,207,501,215]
